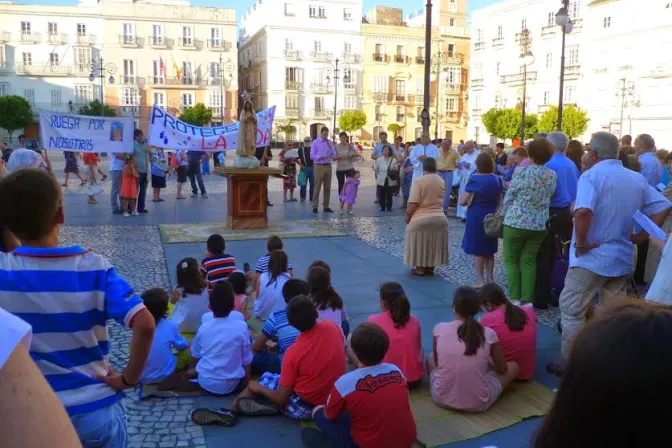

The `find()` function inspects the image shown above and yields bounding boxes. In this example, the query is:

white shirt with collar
[409,143,439,182]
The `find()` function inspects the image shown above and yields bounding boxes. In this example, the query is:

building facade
[0,0,237,139]
[468,0,672,147]
[239,0,364,141]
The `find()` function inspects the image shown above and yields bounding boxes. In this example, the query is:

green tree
[0,95,33,142]
[482,107,537,140]
[77,99,117,117]
[277,119,297,138]
[338,110,367,136]
[179,103,212,126]
[481,107,503,138]
[537,104,589,138]
[387,123,402,137]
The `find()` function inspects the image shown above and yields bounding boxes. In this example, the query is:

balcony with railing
[0,32,10,43]
[147,36,173,48]
[343,83,360,94]
[208,106,223,117]
[443,82,462,94]
[311,108,330,118]
[119,35,142,47]
[572,18,583,30]
[161,76,205,88]
[372,91,389,102]
[47,33,68,45]
[20,32,41,44]
[207,39,232,51]
[342,53,361,64]
[500,71,538,85]
[394,55,409,64]
[119,106,140,116]
[471,78,484,89]
[565,64,581,79]
[285,80,301,91]
[396,114,404,122]
[541,25,556,37]
[283,50,303,60]
[474,41,486,51]
[285,107,299,118]
[310,51,333,62]
[492,37,504,49]
[409,94,423,105]
[122,76,146,87]
[373,53,389,63]
[311,83,333,94]
[392,93,407,103]
[178,38,203,50]
[73,63,90,75]
[15,63,72,76]
[471,108,482,116]
[415,56,425,65]
[75,34,96,45]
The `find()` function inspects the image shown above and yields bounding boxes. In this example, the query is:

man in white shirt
[409,132,439,183]
[456,141,478,219]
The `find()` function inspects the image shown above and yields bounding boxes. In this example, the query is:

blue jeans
[188,163,206,195]
[136,172,148,211]
[70,401,127,448]
[438,170,454,211]
[251,350,282,374]
[110,170,123,212]
[300,166,315,201]
[313,408,357,447]
[202,159,211,175]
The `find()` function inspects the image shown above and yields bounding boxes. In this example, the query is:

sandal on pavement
[191,408,237,427]
[410,268,426,277]
[236,397,280,416]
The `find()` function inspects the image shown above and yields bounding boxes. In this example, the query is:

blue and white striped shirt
[254,253,293,274]
[0,246,146,416]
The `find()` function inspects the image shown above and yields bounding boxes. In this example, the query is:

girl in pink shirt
[479,283,537,380]
[427,287,519,412]
[307,266,349,336]
[367,282,425,387]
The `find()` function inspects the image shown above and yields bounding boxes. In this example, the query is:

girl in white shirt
[170,257,210,334]
[307,265,349,336]
[254,251,291,321]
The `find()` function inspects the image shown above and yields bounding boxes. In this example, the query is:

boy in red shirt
[306,322,417,448]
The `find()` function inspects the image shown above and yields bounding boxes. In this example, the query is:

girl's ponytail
[380,282,410,328]
[453,286,485,356]
[479,283,528,332]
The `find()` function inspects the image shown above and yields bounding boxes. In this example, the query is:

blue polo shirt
[546,153,579,208]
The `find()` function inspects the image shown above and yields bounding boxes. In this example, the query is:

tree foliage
[338,110,367,134]
[0,95,33,142]
[277,119,297,136]
[77,99,117,117]
[481,107,538,140]
[387,123,402,137]
[179,103,212,126]
[537,104,589,138]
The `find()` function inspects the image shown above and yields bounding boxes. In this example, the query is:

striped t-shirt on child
[255,253,293,274]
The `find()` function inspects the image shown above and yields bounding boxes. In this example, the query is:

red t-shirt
[279,320,345,405]
[367,312,425,382]
[325,363,417,448]
[480,305,538,380]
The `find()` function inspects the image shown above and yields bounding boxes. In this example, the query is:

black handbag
[386,159,399,181]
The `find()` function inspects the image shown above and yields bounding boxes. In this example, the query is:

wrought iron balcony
[310,51,333,62]
[147,36,173,48]
[20,32,41,44]
[285,81,301,91]
[373,53,389,63]
[372,92,389,102]
[471,78,484,89]
[500,72,537,85]
[0,32,10,43]
[284,50,303,60]
[15,63,72,76]
[47,33,68,45]
[415,56,425,65]
[394,55,409,64]
[392,93,407,102]
[75,34,96,45]
[474,41,486,51]
[541,25,556,37]
[285,107,299,118]
[119,35,143,47]
[178,38,203,50]
[492,38,504,49]
[207,39,232,51]
[311,108,330,118]
[409,94,424,105]
[311,83,333,94]
[342,53,361,64]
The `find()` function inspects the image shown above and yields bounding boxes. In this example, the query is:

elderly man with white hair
[534,132,579,308]
[547,132,671,376]
[455,140,478,220]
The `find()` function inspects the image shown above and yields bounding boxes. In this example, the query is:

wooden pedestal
[213,167,283,230]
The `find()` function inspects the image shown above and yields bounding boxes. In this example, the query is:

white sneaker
[339,210,343,215]
[349,211,354,215]
[132,211,139,216]
[123,213,130,217]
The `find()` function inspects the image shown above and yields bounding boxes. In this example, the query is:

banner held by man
[38,110,134,153]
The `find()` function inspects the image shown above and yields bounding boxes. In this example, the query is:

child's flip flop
[236,397,280,416]
[191,408,237,427]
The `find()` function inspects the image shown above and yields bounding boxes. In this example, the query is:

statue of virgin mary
[234,100,261,169]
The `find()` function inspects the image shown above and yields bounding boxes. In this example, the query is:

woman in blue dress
[459,152,503,287]
[401,144,414,208]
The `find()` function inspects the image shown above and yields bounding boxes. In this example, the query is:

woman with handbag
[335,132,359,195]
[374,145,399,212]
[150,147,169,202]
[459,153,503,287]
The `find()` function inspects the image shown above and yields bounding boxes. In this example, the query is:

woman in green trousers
[501,139,557,303]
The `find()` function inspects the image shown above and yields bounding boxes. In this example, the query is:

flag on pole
[172,57,181,81]
[159,56,167,80]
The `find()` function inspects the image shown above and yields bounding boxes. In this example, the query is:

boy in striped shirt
[0,169,156,447]
[251,235,294,293]
[201,234,237,288]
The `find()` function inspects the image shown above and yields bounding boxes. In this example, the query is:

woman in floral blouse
[501,138,557,303]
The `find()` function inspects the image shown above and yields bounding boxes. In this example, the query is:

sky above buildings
[21,0,499,24]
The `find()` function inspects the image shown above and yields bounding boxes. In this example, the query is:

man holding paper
[549,132,671,374]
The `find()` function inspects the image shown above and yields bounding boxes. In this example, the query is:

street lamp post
[616,78,635,138]
[422,0,433,135]
[430,49,450,140]
[218,55,234,124]
[324,58,351,142]
[89,58,116,117]
[518,28,534,143]
[555,1,574,131]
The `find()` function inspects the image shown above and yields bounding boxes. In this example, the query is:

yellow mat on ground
[410,381,554,447]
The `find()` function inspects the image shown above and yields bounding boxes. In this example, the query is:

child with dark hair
[227,272,248,313]
[479,283,537,380]
[201,234,237,288]
[367,282,424,387]
[306,259,331,276]
[308,322,417,448]
[140,288,189,384]
[250,235,294,293]
[254,251,291,321]
[161,281,251,397]
[223,296,345,423]
[428,287,518,412]
[307,266,349,336]
[170,257,210,333]
[251,279,310,374]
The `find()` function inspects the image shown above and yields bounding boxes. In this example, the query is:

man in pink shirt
[309,127,336,214]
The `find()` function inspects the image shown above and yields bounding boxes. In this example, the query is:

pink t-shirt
[431,320,499,411]
[481,305,537,380]
[368,312,425,383]
[234,294,247,313]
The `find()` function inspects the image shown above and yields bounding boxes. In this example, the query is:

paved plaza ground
[52,153,561,448]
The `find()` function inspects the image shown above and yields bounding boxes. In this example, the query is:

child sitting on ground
[251,279,310,374]
[367,282,425,387]
[307,266,349,336]
[193,296,345,425]
[160,281,252,395]
[479,283,537,381]
[140,288,190,384]
[307,322,417,448]
[249,235,294,293]
[201,234,237,289]
[0,169,155,445]
[170,257,210,334]
[253,251,291,321]
[428,286,519,412]
[228,272,249,314]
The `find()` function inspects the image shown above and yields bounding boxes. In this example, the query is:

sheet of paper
[633,210,667,240]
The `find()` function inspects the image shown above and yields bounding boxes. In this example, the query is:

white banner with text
[38,110,134,153]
